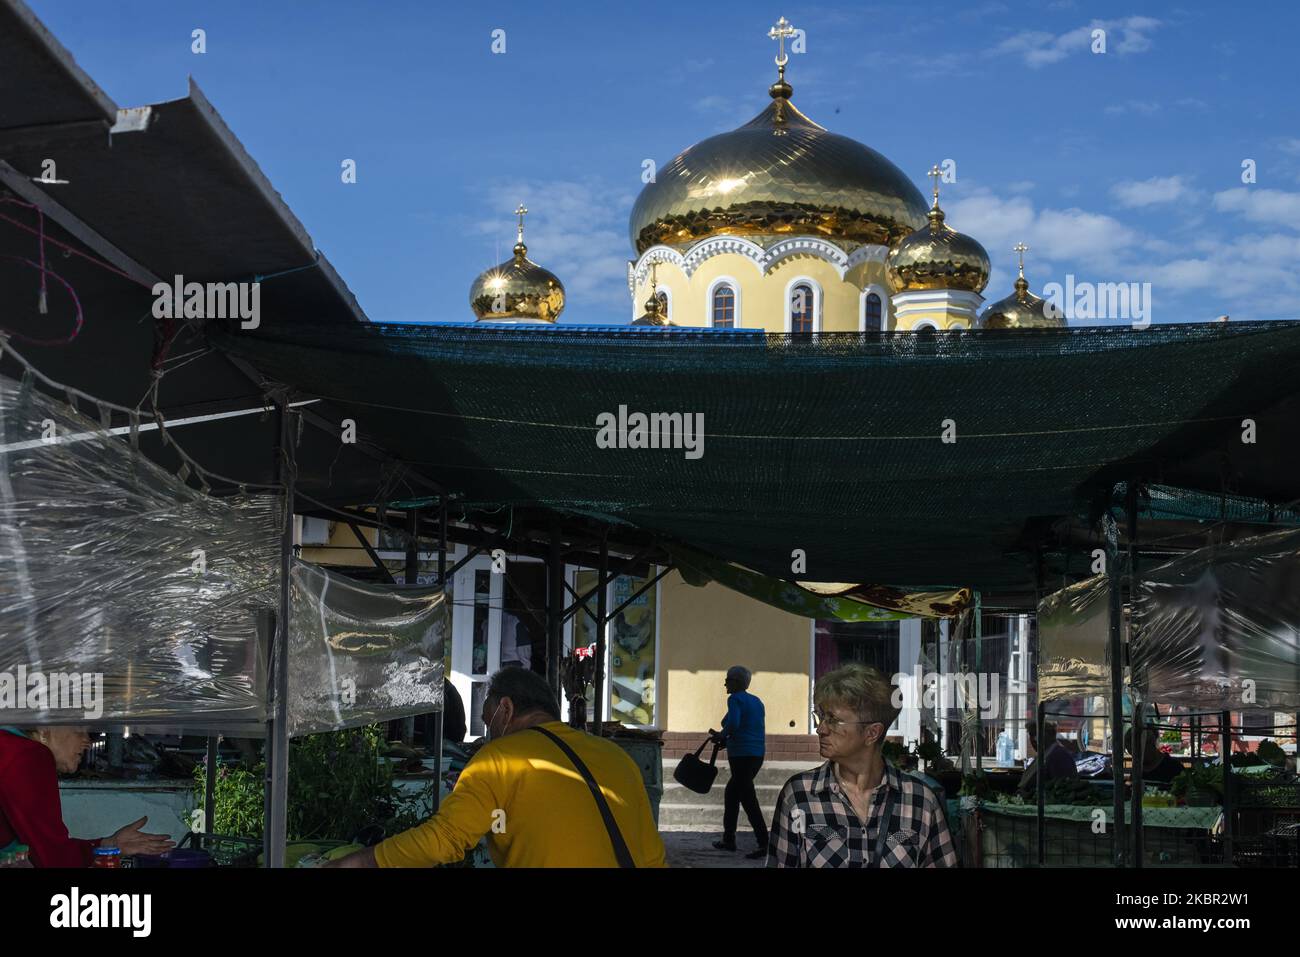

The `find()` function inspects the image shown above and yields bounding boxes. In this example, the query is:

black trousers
[723,755,768,848]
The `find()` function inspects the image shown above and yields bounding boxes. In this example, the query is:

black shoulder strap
[530,726,636,868]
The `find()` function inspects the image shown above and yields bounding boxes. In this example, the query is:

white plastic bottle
[996,731,1014,767]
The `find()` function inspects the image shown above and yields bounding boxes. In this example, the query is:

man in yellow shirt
[330,667,666,868]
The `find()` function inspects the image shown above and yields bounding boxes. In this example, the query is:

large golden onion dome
[886,175,990,293]
[978,244,1065,329]
[469,205,565,322]
[628,48,927,254]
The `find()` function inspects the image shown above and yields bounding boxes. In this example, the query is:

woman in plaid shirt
[767,664,957,867]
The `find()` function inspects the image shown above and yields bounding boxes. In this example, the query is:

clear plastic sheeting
[0,372,277,729]
[1133,528,1300,710]
[1037,575,1122,703]
[285,559,446,737]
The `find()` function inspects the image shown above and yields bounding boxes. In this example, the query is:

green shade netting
[211,321,1300,593]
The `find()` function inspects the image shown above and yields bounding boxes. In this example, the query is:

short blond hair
[814,664,900,728]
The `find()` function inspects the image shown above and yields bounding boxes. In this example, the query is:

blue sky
[28,0,1300,324]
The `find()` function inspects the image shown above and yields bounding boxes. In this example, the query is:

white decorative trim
[765,237,848,276]
[628,245,688,293]
[783,276,823,333]
[912,320,940,331]
[629,236,892,285]
[682,236,767,277]
[859,284,889,332]
[706,276,742,327]
[845,243,891,272]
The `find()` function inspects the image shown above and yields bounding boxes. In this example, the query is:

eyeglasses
[812,710,882,732]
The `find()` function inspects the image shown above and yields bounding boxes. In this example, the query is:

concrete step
[662,758,819,789]
[660,782,785,806]
[656,760,820,829]
[658,803,780,829]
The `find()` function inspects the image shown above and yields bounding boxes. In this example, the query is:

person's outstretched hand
[323,846,378,868]
[108,817,176,857]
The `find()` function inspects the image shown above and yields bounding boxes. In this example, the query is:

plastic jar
[92,847,122,868]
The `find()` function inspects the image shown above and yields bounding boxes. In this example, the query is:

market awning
[210,319,1300,593]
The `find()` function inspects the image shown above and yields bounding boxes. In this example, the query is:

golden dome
[469,206,565,323]
[631,266,675,326]
[632,292,675,326]
[978,246,1064,329]
[628,80,928,254]
[886,202,990,294]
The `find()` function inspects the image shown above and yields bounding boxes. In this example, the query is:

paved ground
[662,830,769,868]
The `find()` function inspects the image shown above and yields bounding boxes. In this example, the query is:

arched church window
[712,285,735,328]
[864,293,883,332]
[790,282,814,333]
[656,290,669,320]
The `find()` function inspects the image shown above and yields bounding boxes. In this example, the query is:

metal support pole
[547,514,564,695]
[203,736,218,834]
[1131,701,1144,867]
[1036,701,1046,866]
[593,533,609,735]
[432,497,448,813]
[974,591,983,771]
[265,401,296,868]
[1033,547,1046,866]
[1105,507,1126,867]
[401,510,419,744]
[258,607,275,865]
[1127,480,1143,867]
[1220,710,1233,865]
[349,521,397,584]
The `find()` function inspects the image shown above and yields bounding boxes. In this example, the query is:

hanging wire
[0,255,84,344]
[0,334,280,493]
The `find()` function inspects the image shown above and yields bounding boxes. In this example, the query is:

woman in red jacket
[0,726,175,867]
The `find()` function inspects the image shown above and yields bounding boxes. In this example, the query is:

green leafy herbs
[191,726,434,842]
[1042,776,1107,806]
[1170,763,1223,799]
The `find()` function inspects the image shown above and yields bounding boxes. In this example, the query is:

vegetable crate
[964,807,1219,867]
[178,832,261,868]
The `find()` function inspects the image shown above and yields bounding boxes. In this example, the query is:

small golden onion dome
[469,246,565,322]
[628,79,928,254]
[632,292,674,326]
[469,207,565,322]
[886,203,991,293]
[978,274,1064,329]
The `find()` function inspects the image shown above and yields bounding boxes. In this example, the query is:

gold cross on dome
[515,204,528,243]
[769,17,796,66]
[928,164,943,207]
[1013,241,1029,275]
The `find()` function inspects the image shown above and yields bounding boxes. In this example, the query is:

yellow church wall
[657,569,811,735]
[299,515,378,567]
[894,309,973,331]
[633,248,893,332]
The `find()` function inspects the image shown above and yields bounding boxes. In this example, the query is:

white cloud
[474,178,638,318]
[1111,175,1193,207]
[1213,187,1300,227]
[991,17,1162,68]
[947,189,1138,276]
[1104,99,1161,115]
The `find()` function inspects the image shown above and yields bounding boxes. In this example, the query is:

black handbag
[673,737,721,794]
